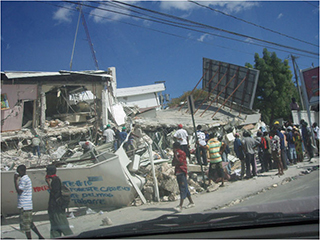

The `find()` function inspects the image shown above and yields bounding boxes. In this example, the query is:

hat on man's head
[122,126,126,130]
[287,126,293,131]
[107,124,111,128]
[178,124,183,128]
[274,121,280,125]
[46,165,57,175]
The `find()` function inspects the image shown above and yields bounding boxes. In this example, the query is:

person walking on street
[32,135,41,159]
[14,165,44,239]
[173,124,191,161]
[45,165,73,238]
[242,131,259,178]
[207,133,224,187]
[172,142,195,213]
[234,133,246,179]
[312,122,319,156]
[196,125,208,166]
[270,129,284,175]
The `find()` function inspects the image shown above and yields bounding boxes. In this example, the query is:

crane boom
[80,8,99,70]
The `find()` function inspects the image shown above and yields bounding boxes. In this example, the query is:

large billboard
[202,58,259,109]
[300,66,319,106]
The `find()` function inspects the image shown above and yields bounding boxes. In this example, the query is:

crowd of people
[172,120,319,187]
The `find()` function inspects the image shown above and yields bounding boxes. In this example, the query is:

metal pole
[148,143,160,202]
[190,70,219,114]
[188,95,206,189]
[178,69,209,111]
[70,6,82,71]
[291,55,305,110]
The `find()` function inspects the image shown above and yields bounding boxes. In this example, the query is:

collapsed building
[1,61,267,215]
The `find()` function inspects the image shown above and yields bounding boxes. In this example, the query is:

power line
[188,0,319,48]
[42,1,318,60]
[110,0,318,56]
[302,0,320,8]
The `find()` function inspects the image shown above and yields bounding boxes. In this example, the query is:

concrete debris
[101,217,113,226]
[67,212,76,219]
[1,94,268,212]
[86,208,96,215]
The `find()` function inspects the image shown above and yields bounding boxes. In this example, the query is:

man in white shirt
[103,124,115,143]
[174,124,190,160]
[14,165,43,239]
[196,125,208,166]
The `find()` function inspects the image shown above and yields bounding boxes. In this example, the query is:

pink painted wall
[1,84,38,132]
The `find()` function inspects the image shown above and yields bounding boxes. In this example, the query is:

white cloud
[160,1,195,11]
[245,37,254,43]
[90,3,133,23]
[198,33,209,42]
[277,13,283,19]
[159,1,259,14]
[53,4,73,23]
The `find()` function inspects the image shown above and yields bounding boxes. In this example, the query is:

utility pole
[291,55,305,110]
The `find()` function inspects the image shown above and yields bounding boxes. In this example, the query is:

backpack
[56,181,71,209]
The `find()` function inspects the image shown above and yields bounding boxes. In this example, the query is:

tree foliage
[248,48,298,125]
[167,89,208,108]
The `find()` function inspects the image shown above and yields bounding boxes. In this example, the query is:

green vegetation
[167,89,209,108]
[247,48,299,125]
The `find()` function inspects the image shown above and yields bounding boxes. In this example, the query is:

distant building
[116,83,166,112]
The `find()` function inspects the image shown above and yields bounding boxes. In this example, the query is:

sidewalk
[1,157,319,239]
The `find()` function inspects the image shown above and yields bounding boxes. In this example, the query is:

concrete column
[102,86,108,127]
[40,90,46,129]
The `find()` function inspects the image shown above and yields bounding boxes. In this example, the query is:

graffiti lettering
[33,185,49,192]
[87,176,103,182]
[82,193,113,198]
[63,180,92,187]
[71,199,106,205]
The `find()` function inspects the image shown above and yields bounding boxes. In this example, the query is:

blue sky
[1,1,319,99]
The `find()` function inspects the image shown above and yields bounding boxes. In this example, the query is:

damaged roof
[116,83,165,97]
[1,70,112,84]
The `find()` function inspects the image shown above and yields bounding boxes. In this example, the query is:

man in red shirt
[172,142,195,212]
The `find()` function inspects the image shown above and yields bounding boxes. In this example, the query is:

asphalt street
[1,156,319,239]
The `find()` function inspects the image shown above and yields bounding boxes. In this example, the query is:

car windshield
[1,1,319,239]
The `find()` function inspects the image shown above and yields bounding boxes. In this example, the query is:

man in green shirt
[207,133,224,187]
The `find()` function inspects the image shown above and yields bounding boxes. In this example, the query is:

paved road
[1,157,319,239]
